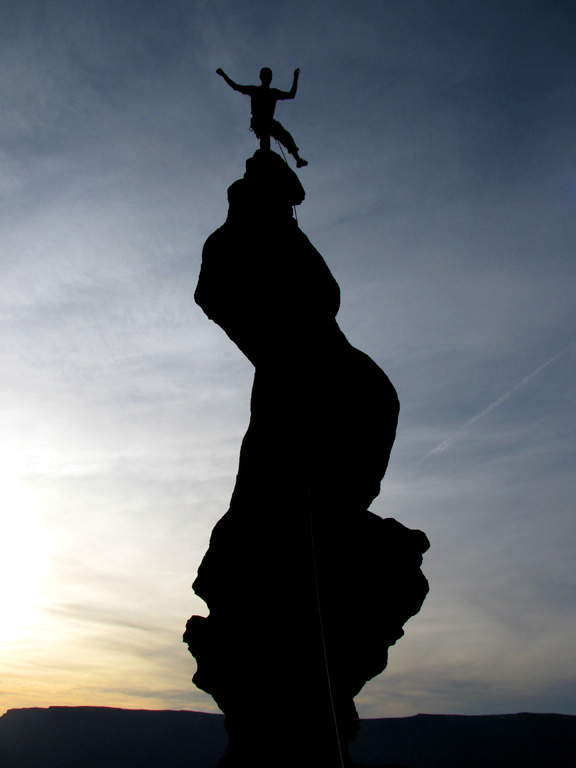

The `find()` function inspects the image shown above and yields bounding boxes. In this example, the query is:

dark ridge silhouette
[352,713,576,767]
[0,707,225,768]
[184,150,429,767]
[1,708,575,768]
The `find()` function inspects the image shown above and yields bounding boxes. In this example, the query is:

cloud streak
[423,342,576,460]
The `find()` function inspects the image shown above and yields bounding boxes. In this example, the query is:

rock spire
[184,150,429,767]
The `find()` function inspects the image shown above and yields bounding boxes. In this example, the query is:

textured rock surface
[184,150,429,767]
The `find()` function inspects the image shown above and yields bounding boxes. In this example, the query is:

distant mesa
[1,707,575,768]
[0,707,227,768]
[184,149,429,767]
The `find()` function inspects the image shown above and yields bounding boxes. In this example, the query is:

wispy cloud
[422,342,576,460]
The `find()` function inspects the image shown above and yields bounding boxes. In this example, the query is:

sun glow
[0,468,49,643]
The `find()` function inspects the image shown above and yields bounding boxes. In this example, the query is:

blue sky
[1,0,575,718]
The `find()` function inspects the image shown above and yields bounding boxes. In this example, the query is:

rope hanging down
[299,376,347,768]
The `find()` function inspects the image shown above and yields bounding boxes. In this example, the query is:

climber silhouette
[216,67,308,168]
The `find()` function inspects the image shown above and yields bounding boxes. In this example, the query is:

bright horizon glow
[0,459,49,644]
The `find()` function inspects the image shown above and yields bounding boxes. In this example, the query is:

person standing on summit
[216,67,308,168]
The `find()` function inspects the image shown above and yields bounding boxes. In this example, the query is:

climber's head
[259,67,273,86]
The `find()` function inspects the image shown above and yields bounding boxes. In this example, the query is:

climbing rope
[299,383,347,768]
[270,148,340,763]
[245,132,340,762]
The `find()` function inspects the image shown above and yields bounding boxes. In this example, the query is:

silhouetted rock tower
[184,149,429,767]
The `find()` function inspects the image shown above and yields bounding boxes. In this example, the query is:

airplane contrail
[423,341,575,460]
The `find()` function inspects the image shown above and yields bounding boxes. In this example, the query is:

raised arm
[216,68,250,95]
[285,68,300,99]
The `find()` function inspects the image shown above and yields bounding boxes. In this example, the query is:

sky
[1,0,575,720]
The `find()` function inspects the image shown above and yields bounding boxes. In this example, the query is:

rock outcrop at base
[184,150,429,767]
